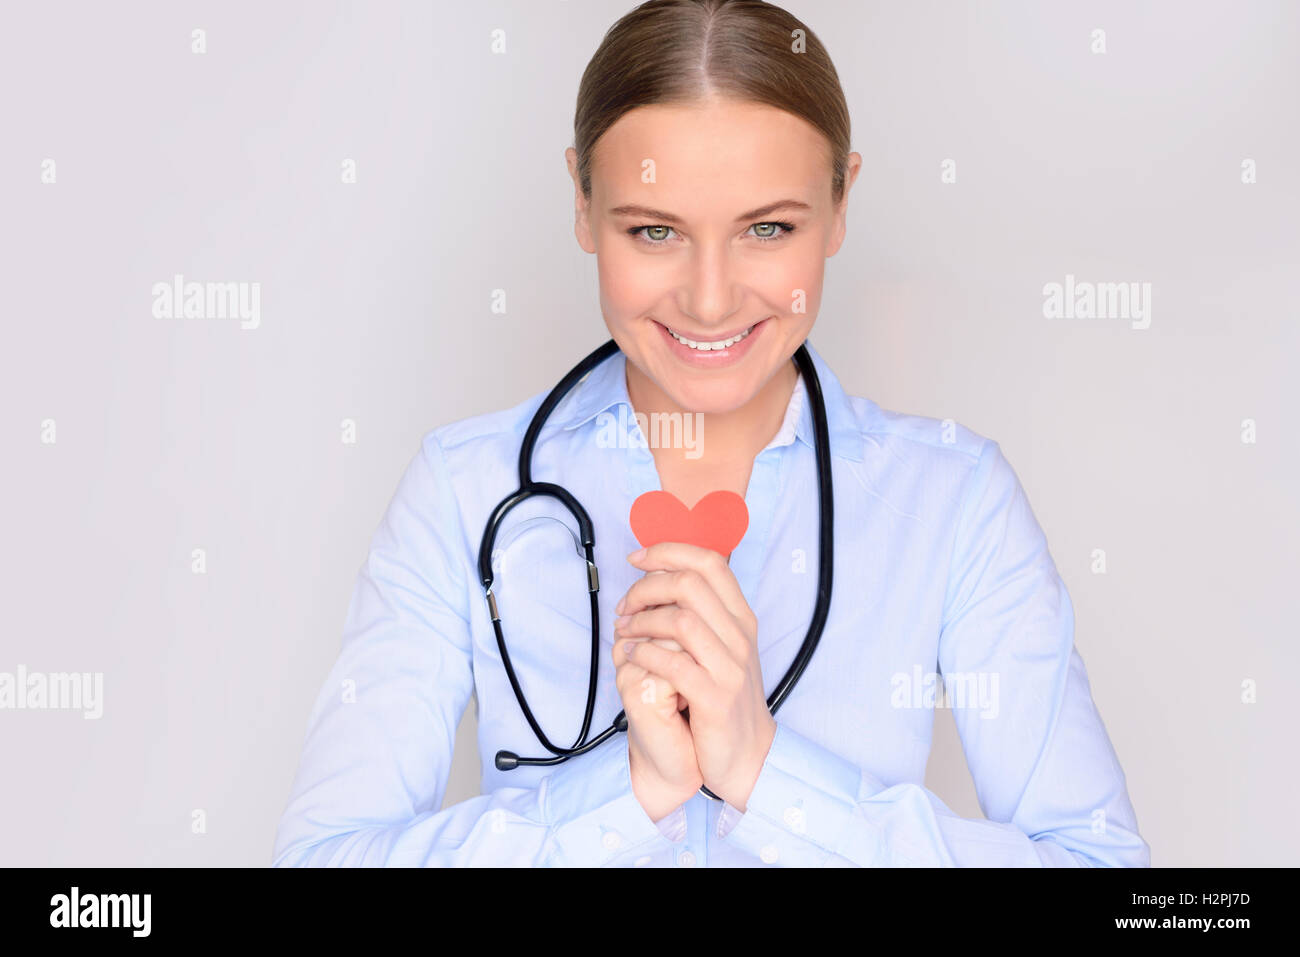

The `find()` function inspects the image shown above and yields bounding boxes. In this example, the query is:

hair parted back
[573,0,852,206]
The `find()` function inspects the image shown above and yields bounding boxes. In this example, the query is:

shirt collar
[552,338,864,463]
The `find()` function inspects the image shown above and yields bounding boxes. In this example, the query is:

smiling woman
[273,0,1150,868]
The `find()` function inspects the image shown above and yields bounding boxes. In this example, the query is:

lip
[653,317,769,368]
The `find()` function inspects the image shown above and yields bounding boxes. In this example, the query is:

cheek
[757,250,826,315]
[596,242,669,318]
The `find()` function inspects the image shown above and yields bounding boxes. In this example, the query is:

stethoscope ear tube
[483,339,834,803]
[761,340,834,718]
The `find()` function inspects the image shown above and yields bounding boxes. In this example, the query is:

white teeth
[668,325,754,350]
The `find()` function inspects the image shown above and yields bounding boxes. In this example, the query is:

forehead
[591,98,829,210]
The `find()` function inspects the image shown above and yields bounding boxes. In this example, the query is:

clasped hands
[612,542,776,823]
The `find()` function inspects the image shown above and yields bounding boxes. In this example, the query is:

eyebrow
[607,199,813,225]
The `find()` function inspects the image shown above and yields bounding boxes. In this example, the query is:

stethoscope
[479,338,834,801]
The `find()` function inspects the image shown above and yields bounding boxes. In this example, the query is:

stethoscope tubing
[479,339,834,802]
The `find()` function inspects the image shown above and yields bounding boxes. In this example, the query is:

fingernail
[615,596,626,614]
[614,615,630,628]
[628,547,646,562]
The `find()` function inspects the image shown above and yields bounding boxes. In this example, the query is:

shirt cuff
[715,721,884,866]
[716,800,745,839]
[654,805,688,843]
[541,736,676,865]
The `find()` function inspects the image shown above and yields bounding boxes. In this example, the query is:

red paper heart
[629,490,749,558]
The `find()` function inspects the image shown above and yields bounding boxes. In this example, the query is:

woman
[273,0,1149,867]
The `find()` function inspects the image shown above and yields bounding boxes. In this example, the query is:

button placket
[726,453,779,616]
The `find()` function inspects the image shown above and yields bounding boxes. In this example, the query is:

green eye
[628,225,677,244]
[749,222,796,242]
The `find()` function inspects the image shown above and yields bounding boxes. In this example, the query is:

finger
[612,643,646,687]
[615,604,732,677]
[613,638,681,714]
[628,542,755,640]
[625,639,711,703]
[617,568,747,659]
[613,635,685,667]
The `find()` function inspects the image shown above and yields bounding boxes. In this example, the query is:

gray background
[1,0,1295,866]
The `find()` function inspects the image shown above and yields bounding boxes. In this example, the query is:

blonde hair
[573,0,852,205]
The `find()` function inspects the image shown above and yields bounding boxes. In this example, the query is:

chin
[652,366,766,415]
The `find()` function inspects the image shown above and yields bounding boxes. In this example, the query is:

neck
[625,356,800,502]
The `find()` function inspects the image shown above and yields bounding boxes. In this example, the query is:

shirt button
[634,856,653,867]
[760,844,780,864]
[602,831,622,851]
[678,850,697,867]
[783,806,806,834]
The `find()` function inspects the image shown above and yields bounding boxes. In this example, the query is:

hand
[614,543,777,811]
[613,627,702,822]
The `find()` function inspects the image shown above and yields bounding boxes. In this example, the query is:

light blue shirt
[272,339,1149,867]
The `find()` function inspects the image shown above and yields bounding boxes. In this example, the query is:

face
[566,96,861,415]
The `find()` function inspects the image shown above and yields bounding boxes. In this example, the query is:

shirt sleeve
[271,432,676,866]
[716,439,1151,867]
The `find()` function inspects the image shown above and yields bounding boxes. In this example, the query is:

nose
[678,242,745,329]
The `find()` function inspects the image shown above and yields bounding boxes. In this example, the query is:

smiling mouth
[662,321,760,351]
